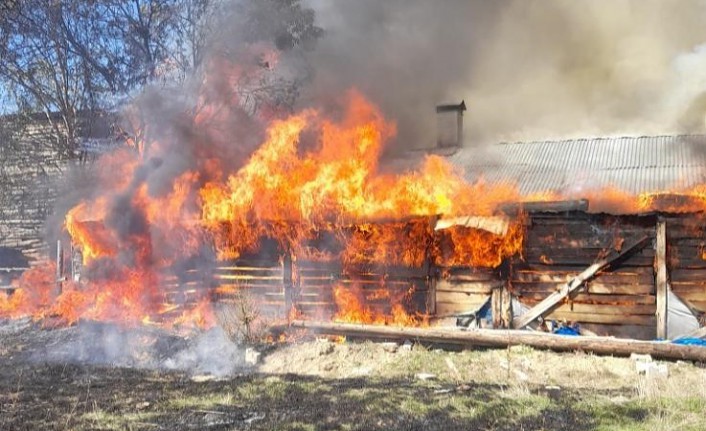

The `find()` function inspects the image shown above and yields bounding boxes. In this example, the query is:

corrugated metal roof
[448,135,706,196]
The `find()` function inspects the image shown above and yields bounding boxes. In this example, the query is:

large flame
[19,88,706,329]
[0,90,523,328]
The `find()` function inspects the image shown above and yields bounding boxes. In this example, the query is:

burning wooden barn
[442,134,706,340]
[199,134,706,342]
[4,93,706,348]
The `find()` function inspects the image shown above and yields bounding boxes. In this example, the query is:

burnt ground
[1,319,705,431]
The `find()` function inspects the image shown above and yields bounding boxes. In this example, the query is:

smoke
[303,0,706,147]
[55,0,706,247]
[302,0,503,150]
[36,322,248,377]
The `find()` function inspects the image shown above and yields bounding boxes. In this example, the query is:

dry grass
[259,340,706,431]
[2,323,706,430]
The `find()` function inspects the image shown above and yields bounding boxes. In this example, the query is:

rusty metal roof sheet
[447,135,706,196]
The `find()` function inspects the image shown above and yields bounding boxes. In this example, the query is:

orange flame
[332,283,426,326]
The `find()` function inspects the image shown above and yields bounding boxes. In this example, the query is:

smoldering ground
[23,319,250,377]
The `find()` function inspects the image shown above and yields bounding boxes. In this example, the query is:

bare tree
[0,0,323,158]
[0,0,184,157]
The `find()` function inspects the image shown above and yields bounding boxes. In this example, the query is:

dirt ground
[1,319,706,431]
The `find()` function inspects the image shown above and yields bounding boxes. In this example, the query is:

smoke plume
[304,0,706,147]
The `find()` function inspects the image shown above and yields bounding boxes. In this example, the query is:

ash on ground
[1,318,251,377]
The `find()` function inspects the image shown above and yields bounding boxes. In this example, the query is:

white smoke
[38,322,248,377]
[304,0,706,146]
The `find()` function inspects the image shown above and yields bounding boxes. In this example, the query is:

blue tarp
[672,337,706,347]
[553,325,580,336]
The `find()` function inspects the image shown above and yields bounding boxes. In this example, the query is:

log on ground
[288,320,706,362]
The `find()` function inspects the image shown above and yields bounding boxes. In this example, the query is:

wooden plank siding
[435,268,499,318]
[511,212,658,339]
[1,120,68,262]
[665,215,706,316]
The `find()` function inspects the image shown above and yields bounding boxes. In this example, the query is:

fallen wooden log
[289,320,706,362]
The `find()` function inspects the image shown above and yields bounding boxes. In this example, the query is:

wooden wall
[434,267,498,318]
[212,258,287,318]
[0,122,67,263]
[68,211,706,339]
[511,212,658,340]
[296,261,430,320]
[665,215,706,320]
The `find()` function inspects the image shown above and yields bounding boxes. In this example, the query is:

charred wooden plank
[670,237,706,246]
[443,273,500,283]
[500,199,589,214]
[516,264,655,274]
[214,274,284,282]
[521,255,655,267]
[670,282,706,292]
[335,279,426,289]
[668,260,706,270]
[516,292,656,305]
[511,281,655,295]
[585,283,655,295]
[298,282,426,293]
[436,279,499,294]
[670,269,706,282]
[213,283,284,294]
[513,271,654,285]
[524,234,615,248]
[524,248,655,262]
[528,226,653,239]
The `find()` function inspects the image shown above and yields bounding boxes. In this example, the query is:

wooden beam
[655,220,668,339]
[491,286,502,328]
[501,281,513,328]
[290,320,706,362]
[500,199,589,214]
[512,235,651,329]
[283,251,293,320]
[55,240,64,295]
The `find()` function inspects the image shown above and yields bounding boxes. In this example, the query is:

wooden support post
[491,286,502,328]
[512,235,651,329]
[283,250,293,320]
[426,215,439,316]
[426,276,437,316]
[656,219,668,339]
[55,240,64,295]
[501,282,513,328]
